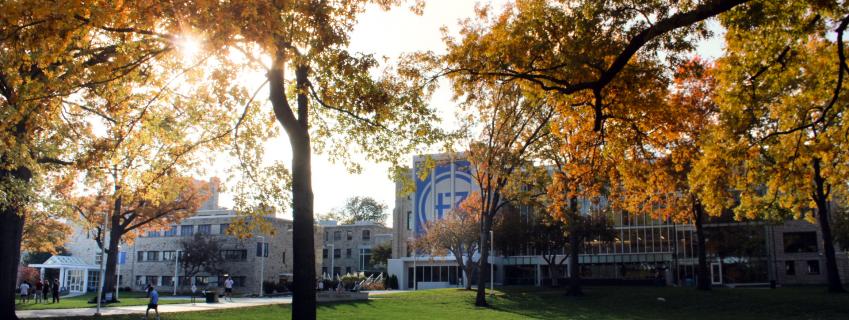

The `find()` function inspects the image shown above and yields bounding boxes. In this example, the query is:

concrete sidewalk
[16,291,403,318]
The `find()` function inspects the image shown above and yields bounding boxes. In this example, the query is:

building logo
[414,158,474,235]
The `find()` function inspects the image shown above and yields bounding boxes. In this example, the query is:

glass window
[346,248,351,257]
[195,276,208,286]
[146,251,159,261]
[785,261,795,275]
[147,230,160,237]
[95,252,103,265]
[146,276,159,286]
[135,276,145,286]
[181,225,194,237]
[807,260,820,274]
[162,276,173,286]
[197,224,211,235]
[346,231,352,241]
[334,249,341,258]
[345,267,352,274]
[362,230,371,241]
[334,231,342,241]
[783,232,818,253]
[321,267,327,276]
[406,211,412,230]
[333,267,341,276]
[137,251,145,262]
[162,251,176,262]
[163,226,177,237]
[221,250,247,261]
[322,249,328,259]
[219,224,230,235]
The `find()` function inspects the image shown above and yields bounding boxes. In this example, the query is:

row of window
[145,224,230,237]
[326,230,371,241]
[135,275,246,287]
[785,260,820,276]
[136,249,248,262]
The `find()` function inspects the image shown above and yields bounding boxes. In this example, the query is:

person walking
[51,278,60,303]
[33,279,43,303]
[19,281,30,304]
[144,285,160,320]
[191,283,197,305]
[223,277,234,302]
[41,279,49,303]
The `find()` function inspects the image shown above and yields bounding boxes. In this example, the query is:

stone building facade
[319,221,392,277]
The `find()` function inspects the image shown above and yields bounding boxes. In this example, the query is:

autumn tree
[322,196,389,225]
[527,215,568,287]
[0,3,202,317]
[413,193,481,290]
[704,1,849,292]
[370,242,392,271]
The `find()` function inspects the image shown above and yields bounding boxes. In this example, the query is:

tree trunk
[548,258,559,287]
[565,224,583,296]
[0,166,32,320]
[812,158,845,293]
[289,65,317,319]
[102,204,123,302]
[474,214,492,307]
[693,199,710,291]
[464,263,475,290]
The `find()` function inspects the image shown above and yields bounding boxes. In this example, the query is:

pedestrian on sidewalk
[19,281,30,304]
[51,278,60,303]
[144,285,160,320]
[191,283,197,305]
[224,277,234,302]
[34,279,43,303]
[41,279,49,303]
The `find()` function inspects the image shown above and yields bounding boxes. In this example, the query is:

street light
[258,235,265,297]
[173,249,180,296]
[325,243,335,280]
[95,210,108,316]
[490,229,494,300]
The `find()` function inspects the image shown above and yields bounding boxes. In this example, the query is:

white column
[59,268,66,290]
[82,269,89,293]
[40,268,45,280]
[535,263,542,287]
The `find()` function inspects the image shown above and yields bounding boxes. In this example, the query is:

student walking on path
[41,279,50,303]
[144,285,160,320]
[224,277,234,302]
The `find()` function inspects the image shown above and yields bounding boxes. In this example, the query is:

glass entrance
[710,262,722,285]
[66,269,84,292]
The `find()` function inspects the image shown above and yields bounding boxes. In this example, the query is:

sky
[208,0,726,222]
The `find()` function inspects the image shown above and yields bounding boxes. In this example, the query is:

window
[162,276,174,286]
[197,224,211,235]
[219,224,230,235]
[162,251,177,262]
[334,249,341,258]
[807,260,820,274]
[163,226,177,237]
[135,276,145,286]
[346,248,352,258]
[95,252,103,265]
[87,270,100,291]
[194,276,209,286]
[333,267,341,276]
[137,251,145,262]
[181,225,194,237]
[146,276,159,286]
[325,232,329,241]
[321,267,327,276]
[146,251,159,262]
[346,267,352,274]
[406,211,412,230]
[221,250,247,261]
[322,249,328,259]
[359,248,372,270]
[334,231,342,241]
[282,251,286,265]
[785,261,795,275]
[346,231,352,241]
[783,232,818,253]
[362,230,371,241]
[147,230,160,237]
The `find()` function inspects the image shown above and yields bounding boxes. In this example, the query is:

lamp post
[490,230,494,299]
[115,245,121,301]
[95,210,108,316]
[326,243,335,279]
[258,236,265,297]
[173,249,180,296]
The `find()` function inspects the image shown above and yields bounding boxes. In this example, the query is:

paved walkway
[17,291,403,318]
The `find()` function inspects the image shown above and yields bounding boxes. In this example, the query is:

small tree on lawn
[180,233,224,288]
[370,243,392,272]
[413,194,481,290]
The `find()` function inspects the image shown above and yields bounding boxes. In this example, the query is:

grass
[50,286,849,320]
[16,291,191,311]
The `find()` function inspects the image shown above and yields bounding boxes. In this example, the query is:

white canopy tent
[29,255,100,294]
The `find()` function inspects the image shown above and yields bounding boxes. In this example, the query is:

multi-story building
[387,153,849,290]
[319,221,392,277]
[61,178,324,295]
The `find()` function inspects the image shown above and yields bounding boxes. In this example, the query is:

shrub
[262,281,276,294]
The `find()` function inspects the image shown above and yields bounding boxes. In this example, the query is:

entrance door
[66,269,84,292]
[710,262,722,285]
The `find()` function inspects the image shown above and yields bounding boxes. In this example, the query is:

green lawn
[59,286,849,320]
[16,291,190,310]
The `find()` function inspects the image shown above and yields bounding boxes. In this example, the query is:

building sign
[414,155,474,236]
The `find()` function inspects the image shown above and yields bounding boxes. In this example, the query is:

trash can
[204,291,218,303]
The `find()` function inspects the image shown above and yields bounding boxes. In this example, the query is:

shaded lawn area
[62,286,849,320]
[16,291,190,311]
